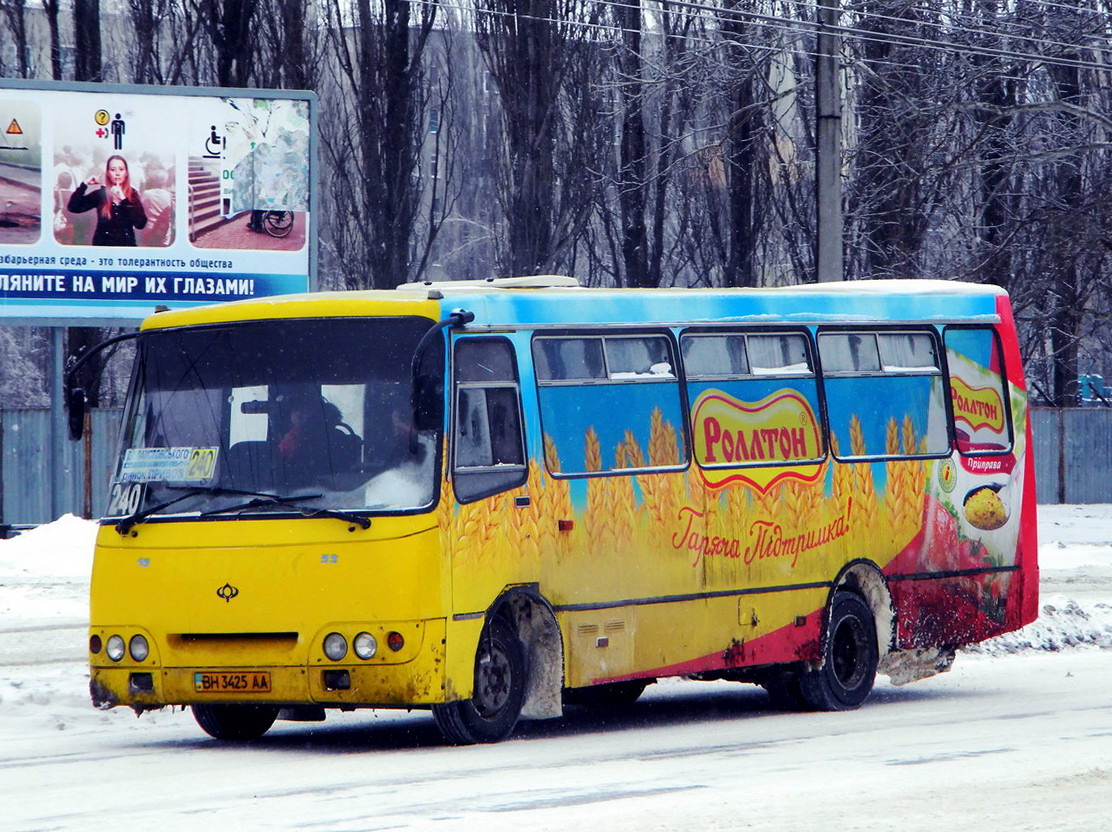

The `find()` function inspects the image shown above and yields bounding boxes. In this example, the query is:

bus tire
[799,592,878,711]
[433,618,526,745]
[564,679,650,708]
[193,703,279,740]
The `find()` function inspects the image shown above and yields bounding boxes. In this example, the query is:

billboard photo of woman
[66,154,147,246]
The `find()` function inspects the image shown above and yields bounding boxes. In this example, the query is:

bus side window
[533,333,687,475]
[819,330,948,459]
[683,330,824,469]
[452,338,528,503]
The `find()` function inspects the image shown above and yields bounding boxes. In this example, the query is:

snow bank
[0,513,96,580]
[966,595,1112,655]
[1034,502,1112,550]
[0,514,95,630]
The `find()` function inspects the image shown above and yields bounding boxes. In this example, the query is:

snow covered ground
[1,506,1110,830]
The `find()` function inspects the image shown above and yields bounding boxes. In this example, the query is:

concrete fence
[0,407,1106,525]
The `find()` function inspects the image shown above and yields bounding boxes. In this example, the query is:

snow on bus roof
[398,277,1005,297]
[399,275,581,291]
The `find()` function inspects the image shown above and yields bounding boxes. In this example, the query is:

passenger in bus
[66,154,148,246]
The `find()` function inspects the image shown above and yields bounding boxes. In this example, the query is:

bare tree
[595,0,698,288]
[612,0,651,286]
[0,0,31,78]
[319,0,438,289]
[473,0,605,275]
[715,3,778,288]
[40,0,63,80]
[72,0,103,82]
[959,2,1112,403]
[843,0,947,279]
[0,327,48,407]
[191,0,261,87]
[126,0,199,84]
[966,0,1020,291]
[255,0,322,90]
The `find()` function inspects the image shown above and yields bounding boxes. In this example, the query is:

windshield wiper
[199,493,372,529]
[115,486,279,535]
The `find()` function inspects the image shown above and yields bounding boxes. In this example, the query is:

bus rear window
[944,327,1012,455]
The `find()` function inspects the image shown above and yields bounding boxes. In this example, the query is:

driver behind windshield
[277,394,361,487]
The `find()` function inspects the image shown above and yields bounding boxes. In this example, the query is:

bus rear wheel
[432,618,526,744]
[193,703,279,740]
[799,592,878,711]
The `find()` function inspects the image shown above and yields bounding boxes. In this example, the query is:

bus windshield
[108,316,442,521]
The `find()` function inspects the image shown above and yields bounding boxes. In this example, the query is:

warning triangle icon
[6,119,23,135]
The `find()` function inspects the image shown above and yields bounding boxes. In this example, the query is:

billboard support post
[48,327,70,518]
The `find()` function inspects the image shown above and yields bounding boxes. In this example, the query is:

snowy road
[2,508,1111,831]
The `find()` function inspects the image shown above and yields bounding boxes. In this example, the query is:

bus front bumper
[89,620,448,711]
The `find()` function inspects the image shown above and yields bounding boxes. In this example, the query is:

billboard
[0,81,316,324]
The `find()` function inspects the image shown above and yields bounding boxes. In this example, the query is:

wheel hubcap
[832,616,867,690]
[474,640,512,718]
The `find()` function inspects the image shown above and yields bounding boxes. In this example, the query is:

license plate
[193,671,272,693]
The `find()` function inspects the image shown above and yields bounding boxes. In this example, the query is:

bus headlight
[129,634,149,662]
[323,632,347,661]
[353,632,377,660]
[106,635,126,662]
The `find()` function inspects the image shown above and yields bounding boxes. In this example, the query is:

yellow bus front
[89,515,447,712]
[87,299,458,730]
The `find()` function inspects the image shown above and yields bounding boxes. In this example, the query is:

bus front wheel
[799,592,878,711]
[433,618,526,744]
[193,703,279,740]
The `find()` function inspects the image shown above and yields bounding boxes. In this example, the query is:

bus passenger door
[447,336,532,615]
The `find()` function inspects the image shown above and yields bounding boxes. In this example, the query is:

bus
[78,277,1038,744]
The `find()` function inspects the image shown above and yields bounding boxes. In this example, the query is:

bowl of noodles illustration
[963,484,1009,530]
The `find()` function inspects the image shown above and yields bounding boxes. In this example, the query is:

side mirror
[66,386,87,441]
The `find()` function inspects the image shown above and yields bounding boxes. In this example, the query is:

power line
[780,0,1112,58]
[422,0,932,76]
[425,0,1112,74]
[981,0,1112,25]
[618,0,1112,71]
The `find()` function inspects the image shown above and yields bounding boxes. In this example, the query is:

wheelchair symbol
[204,125,225,158]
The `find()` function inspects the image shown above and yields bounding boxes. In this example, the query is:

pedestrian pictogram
[111,113,126,150]
[6,119,22,135]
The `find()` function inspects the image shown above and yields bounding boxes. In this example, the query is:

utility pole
[815,0,843,282]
